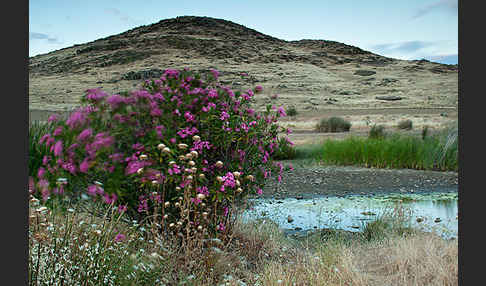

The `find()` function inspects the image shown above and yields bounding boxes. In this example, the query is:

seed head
[178,143,188,150]
[157,143,166,150]
[197,193,206,200]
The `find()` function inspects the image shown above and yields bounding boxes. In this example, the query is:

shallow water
[242,192,458,239]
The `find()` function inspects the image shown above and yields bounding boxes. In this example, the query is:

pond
[242,191,458,239]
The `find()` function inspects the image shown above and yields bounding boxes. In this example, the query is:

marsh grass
[301,129,458,171]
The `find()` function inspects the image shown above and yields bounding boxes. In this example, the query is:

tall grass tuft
[311,129,457,171]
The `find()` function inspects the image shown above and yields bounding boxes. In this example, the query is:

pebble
[434,218,442,223]
[287,215,294,223]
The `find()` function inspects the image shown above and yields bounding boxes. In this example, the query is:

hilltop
[29,16,457,135]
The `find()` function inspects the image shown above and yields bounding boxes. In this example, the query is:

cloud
[426,54,458,65]
[104,7,141,25]
[412,0,458,19]
[29,32,61,44]
[371,41,435,55]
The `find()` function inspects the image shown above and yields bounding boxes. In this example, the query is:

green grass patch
[288,127,458,171]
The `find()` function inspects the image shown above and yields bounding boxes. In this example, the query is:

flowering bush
[29,68,291,238]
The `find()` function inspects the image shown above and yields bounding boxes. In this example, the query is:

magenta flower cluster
[29,68,292,235]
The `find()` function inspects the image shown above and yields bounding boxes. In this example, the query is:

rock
[287,215,294,223]
[354,70,376,76]
[375,95,403,101]
[294,227,302,231]
[360,211,376,216]
[416,217,424,223]
[295,195,304,200]
[434,218,442,223]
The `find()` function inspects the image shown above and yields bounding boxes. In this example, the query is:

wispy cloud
[103,7,141,25]
[371,41,436,55]
[369,40,457,64]
[29,32,61,44]
[412,0,458,19]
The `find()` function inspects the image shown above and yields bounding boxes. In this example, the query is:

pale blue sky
[29,0,458,64]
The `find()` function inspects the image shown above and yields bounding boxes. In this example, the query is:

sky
[29,0,458,65]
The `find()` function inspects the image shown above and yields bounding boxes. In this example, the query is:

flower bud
[188,160,196,166]
[139,154,148,160]
[137,168,144,174]
[191,167,197,173]
[202,212,209,219]
[199,173,206,179]
[233,171,241,178]
[190,151,198,158]
[164,202,170,208]
[237,187,243,193]
[185,153,193,160]
[163,214,168,219]
[192,135,201,142]
[179,155,186,161]
[151,180,159,185]
[197,225,203,231]
[236,180,241,186]
[162,147,171,153]
[178,143,188,150]
[177,221,183,226]
[169,223,175,228]
[157,143,166,150]
[215,161,223,168]
[246,175,254,181]
[216,176,223,183]
[176,187,181,191]
[186,175,193,181]
[197,193,206,200]
[168,161,176,166]
[175,202,180,208]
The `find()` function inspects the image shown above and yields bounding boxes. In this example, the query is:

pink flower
[53,126,63,137]
[79,158,91,173]
[47,114,58,123]
[257,188,263,195]
[103,193,117,204]
[220,111,230,121]
[114,233,126,242]
[77,128,93,141]
[255,85,263,93]
[277,106,286,117]
[118,205,128,213]
[53,140,63,157]
[37,167,45,179]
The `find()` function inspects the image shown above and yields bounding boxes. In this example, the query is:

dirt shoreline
[259,164,458,200]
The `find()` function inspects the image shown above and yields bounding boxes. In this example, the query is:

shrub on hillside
[369,124,386,139]
[286,106,297,117]
[29,68,291,239]
[315,116,351,132]
[397,119,413,130]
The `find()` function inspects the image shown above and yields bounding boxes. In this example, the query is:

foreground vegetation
[29,197,457,285]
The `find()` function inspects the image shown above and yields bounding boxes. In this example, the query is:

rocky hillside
[29,16,458,114]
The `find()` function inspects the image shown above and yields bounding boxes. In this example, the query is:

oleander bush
[29,68,291,242]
